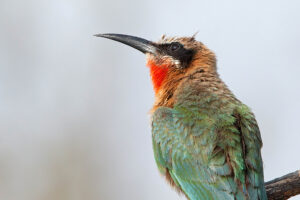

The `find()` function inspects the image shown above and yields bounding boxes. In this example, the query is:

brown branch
[265,170,300,200]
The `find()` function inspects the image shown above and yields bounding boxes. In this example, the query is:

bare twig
[265,170,300,200]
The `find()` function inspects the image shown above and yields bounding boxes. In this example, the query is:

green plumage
[152,84,267,200]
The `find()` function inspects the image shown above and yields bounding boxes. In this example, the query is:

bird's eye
[170,42,182,51]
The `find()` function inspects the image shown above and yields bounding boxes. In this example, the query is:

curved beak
[94,33,158,54]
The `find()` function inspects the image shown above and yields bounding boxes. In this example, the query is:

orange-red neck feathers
[147,59,169,94]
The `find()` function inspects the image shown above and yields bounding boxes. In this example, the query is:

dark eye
[169,42,182,51]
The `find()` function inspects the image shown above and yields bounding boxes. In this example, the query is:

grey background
[0,0,300,199]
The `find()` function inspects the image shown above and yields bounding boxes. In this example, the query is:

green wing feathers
[152,102,267,200]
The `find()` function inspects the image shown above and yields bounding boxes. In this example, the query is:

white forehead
[158,35,181,44]
[157,34,197,46]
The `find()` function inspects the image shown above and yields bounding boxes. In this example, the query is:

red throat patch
[147,59,169,94]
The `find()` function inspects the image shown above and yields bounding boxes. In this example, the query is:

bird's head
[96,33,217,106]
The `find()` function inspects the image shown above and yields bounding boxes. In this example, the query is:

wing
[234,104,267,200]
[152,105,267,200]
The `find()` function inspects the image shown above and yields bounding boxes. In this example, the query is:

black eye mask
[158,42,195,68]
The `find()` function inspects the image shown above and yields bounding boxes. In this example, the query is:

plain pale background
[0,0,300,199]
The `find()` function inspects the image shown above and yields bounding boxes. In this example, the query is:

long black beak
[94,33,158,54]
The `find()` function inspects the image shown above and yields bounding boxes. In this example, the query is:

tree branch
[265,170,300,200]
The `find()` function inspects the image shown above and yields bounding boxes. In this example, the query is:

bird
[95,33,267,200]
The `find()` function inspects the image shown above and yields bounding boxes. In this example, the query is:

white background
[0,0,299,199]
